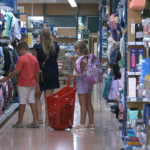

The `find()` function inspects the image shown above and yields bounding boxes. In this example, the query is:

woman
[33,27,60,125]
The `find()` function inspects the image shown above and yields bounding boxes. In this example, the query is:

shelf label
[130,98,136,102]
[143,90,146,96]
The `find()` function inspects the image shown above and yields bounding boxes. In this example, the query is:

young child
[0,41,40,128]
[69,41,95,130]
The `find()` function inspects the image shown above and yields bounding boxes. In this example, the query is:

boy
[0,41,40,128]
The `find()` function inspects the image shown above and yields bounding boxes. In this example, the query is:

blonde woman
[33,27,60,125]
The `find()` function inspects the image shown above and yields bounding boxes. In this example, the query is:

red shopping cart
[46,75,76,130]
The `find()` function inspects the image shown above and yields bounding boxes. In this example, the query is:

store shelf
[127,97,149,102]
[21,32,27,35]
[102,36,107,39]
[127,72,141,76]
[56,36,76,38]
[0,103,19,124]
[127,42,146,47]
[132,125,150,150]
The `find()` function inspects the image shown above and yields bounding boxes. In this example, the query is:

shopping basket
[46,75,76,130]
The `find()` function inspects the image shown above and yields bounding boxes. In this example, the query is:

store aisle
[0,84,122,150]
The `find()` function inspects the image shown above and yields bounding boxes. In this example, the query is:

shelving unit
[132,125,150,150]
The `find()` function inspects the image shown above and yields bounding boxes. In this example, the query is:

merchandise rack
[132,124,150,150]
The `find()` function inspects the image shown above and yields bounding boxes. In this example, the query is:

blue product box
[130,48,136,72]
[143,104,150,133]
[128,129,136,137]
[137,48,144,65]
[21,28,26,33]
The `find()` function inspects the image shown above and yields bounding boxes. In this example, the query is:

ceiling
[18,0,100,3]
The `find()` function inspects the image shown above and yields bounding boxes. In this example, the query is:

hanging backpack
[103,70,113,99]
[108,75,120,101]
[0,47,4,71]
[0,88,4,115]
[77,54,103,84]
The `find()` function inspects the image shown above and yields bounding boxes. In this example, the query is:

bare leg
[44,89,54,122]
[35,91,43,120]
[18,104,26,124]
[29,103,38,123]
[87,94,94,125]
[78,94,87,125]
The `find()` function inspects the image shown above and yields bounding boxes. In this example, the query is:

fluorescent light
[68,0,77,7]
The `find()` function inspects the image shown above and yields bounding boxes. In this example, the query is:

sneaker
[26,122,40,128]
[71,124,86,131]
[87,124,95,131]
[12,123,23,128]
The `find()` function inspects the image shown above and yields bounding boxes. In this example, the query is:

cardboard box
[130,48,136,72]
[146,116,150,145]
[128,77,136,97]
[127,46,146,72]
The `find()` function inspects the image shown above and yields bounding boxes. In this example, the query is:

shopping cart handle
[67,75,76,87]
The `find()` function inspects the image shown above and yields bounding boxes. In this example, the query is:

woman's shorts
[75,77,93,94]
[40,78,60,91]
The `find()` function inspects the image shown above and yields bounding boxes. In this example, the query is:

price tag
[137,132,140,137]
[137,85,140,89]
[143,98,148,102]
[130,98,136,102]
[143,90,146,96]
[129,72,135,75]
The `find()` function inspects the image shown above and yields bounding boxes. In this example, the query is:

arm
[69,55,86,74]
[36,71,39,85]
[0,70,20,83]
[33,48,37,58]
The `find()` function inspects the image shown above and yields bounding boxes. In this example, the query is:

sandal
[71,124,86,130]
[12,122,23,128]
[26,122,40,128]
[38,118,44,124]
[87,124,95,130]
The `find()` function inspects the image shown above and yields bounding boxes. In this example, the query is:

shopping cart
[46,75,76,130]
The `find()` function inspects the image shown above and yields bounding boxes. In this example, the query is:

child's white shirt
[73,57,88,76]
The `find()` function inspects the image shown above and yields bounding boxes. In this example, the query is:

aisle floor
[0,84,122,150]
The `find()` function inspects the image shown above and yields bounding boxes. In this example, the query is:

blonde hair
[74,41,90,55]
[40,27,55,55]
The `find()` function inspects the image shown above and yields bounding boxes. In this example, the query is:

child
[0,41,40,128]
[69,41,95,130]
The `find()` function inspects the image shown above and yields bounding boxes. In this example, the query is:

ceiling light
[68,0,77,7]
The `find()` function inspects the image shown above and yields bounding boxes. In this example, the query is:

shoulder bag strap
[39,46,51,82]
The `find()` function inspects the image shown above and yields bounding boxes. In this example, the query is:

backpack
[108,75,119,100]
[77,54,103,84]
[0,47,4,70]
[103,70,113,99]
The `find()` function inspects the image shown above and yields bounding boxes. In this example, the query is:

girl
[33,27,60,125]
[69,41,95,130]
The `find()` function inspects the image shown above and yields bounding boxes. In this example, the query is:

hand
[35,84,40,93]
[69,55,75,62]
[0,77,8,83]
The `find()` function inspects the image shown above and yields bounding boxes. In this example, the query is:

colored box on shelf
[137,48,144,65]
[21,28,26,33]
[128,77,136,97]
[130,48,137,72]
[128,129,136,137]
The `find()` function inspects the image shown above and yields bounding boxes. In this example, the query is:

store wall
[17,3,99,16]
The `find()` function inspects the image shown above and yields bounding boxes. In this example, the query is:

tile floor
[0,83,122,150]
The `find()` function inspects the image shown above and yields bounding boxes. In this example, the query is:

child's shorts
[75,77,93,94]
[17,86,36,104]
